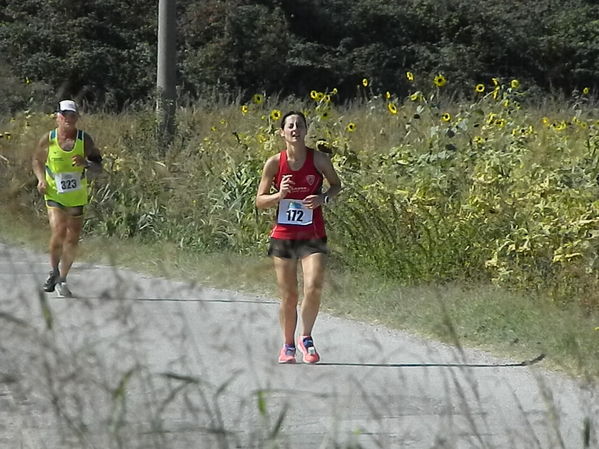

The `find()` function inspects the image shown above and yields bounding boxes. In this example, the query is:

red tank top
[270,149,326,240]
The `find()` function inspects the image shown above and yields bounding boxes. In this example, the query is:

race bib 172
[277,199,313,226]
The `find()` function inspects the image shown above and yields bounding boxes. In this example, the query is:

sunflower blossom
[433,74,447,87]
[270,109,282,121]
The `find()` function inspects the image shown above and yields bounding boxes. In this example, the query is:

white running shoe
[56,281,73,298]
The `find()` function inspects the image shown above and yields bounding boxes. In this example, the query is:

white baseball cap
[58,100,78,113]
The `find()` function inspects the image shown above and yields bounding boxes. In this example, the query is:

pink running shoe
[278,344,296,364]
[298,336,320,363]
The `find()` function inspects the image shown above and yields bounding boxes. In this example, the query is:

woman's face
[280,114,307,144]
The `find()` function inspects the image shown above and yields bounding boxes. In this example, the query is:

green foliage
[0,0,156,108]
[2,75,599,311]
[1,0,597,109]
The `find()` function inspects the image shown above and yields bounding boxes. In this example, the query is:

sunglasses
[59,110,78,117]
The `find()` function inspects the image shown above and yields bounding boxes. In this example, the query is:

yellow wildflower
[510,79,520,89]
[252,93,264,104]
[362,78,369,87]
[270,109,282,121]
[475,84,485,93]
[406,72,415,82]
[346,122,357,132]
[582,87,590,95]
[241,104,249,114]
[387,103,398,115]
[492,88,500,100]
[385,91,391,99]
[410,92,421,101]
[433,74,447,87]
[310,90,319,100]
[492,77,500,86]
[441,113,451,122]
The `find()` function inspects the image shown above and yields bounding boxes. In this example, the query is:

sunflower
[433,74,447,87]
[270,109,282,121]
[406,72,415,82]
[441,113,451,122]
[252,93,264,104]
[582,87,590,95]
[362,78,369,87]
[310,90,319,100]
[385,91,391,99]
[510,79,520,89]
[410,92,421,102]
[387,103,398,115]
[240,105,249,115]
[346,122,357,132]
[475,84,485,93]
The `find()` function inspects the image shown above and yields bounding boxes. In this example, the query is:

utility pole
[156,0,176,152]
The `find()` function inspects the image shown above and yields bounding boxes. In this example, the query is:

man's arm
[83,132,103,174]
[32,133,49,194]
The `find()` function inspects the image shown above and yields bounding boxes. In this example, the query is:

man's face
[57,111,79,129]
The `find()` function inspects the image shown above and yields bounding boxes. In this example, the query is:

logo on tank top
[306,175,316,186]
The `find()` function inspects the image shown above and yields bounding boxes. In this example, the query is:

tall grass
[1,78,598,310]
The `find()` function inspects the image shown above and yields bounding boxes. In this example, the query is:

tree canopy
[0,0,597,113]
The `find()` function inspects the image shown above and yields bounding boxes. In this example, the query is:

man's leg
[47,207,67,272]
[59,214,83,280]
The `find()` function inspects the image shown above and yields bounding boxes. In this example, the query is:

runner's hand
[303,194,323,209]
[37,179,47,194]
[279,174,294,199]
[71,155,86,167]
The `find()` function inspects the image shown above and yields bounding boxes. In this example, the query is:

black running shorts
[46,200,84,217]
[268,237,328,259]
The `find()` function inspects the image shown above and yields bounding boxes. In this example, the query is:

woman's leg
[273,256,299,345]
[299,252,326,337]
